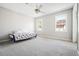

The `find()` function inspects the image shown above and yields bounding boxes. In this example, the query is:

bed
[9,31,37,42]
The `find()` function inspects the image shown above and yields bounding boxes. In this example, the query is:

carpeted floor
[0,37,78,56]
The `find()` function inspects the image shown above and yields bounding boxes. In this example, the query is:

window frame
[36,19,43,31]
[55,14,67,32]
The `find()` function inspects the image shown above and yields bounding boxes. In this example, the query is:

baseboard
[38,34,72,42]
[0,39,10,43]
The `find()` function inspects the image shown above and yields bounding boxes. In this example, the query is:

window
[55,14,67,32]
[36,19,43,31]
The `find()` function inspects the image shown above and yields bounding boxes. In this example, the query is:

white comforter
[14,32,36,41]
[9,32,36,41]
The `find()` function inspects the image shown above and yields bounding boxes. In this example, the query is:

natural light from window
[55,14,67,32]
[36,19,43,31]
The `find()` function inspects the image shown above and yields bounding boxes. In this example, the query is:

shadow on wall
[0,34,10,42]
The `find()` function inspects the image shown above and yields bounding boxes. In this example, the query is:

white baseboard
[0,39,10,43]
[38,34,72,42]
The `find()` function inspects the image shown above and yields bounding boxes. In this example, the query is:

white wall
[78,4,79,50]
[72,4,77,43]
[0,7,34,41]
[35,9,72,41]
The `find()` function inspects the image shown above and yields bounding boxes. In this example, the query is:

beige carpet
[0,37,78,56]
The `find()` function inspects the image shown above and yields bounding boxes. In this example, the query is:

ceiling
[0,3,74,18]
